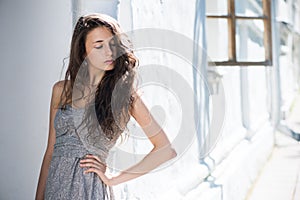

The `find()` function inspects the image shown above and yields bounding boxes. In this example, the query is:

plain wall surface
[0,1,72,199]
[0,0,292,199]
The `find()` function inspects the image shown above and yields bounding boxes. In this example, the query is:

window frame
[206,0,272,66]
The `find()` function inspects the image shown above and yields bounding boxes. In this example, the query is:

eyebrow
[93,38,115,44]
[93,40,104,43]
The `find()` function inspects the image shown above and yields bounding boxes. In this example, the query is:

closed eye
[95,45,103,49]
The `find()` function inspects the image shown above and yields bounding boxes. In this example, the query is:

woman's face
[84,26,115,71]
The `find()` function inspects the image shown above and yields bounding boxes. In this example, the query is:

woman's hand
[79,154,116,186]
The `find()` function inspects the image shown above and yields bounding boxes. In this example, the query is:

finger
[80,158,106,165]
[80,162,106,172]
[80,163,103,170]
[85,155,104,165]
[80,158,106,168]
[80,163,105,171]
[81,158,105,164]
[84,167,103,174]
[84,168,109,183]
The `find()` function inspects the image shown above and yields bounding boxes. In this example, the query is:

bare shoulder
[53,80,70,89]
[131,90,140,103]
[51,80,71,108]
[52,80,68,97]
[129,90,147,116]
[130,90,142,109]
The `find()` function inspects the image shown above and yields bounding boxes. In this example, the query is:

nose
[104,43,112,57]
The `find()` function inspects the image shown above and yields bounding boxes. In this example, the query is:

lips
[105,60,114,64]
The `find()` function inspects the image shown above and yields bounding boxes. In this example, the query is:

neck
[87,65,105,86]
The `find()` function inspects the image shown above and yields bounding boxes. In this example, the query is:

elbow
[169,147,177,160]
[153,144,177,161]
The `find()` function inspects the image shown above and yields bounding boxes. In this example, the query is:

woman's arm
[35,81,64,200]
[84,92,177,186]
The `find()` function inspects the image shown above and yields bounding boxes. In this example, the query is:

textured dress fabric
[44,104,116,200]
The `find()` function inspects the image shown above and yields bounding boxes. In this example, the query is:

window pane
[236,19,265,62]
[235,0,263,17]
[206,0,228,15]
[206,18,228,62]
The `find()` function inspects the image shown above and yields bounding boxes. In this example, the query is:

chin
[104,64,115,71]
[93,64,114,71]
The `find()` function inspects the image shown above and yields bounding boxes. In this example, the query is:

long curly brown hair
[59,13,138,145]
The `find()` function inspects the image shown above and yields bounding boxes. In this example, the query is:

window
[206,0,272,66]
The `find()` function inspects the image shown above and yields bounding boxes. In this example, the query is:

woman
[35,13,177,200]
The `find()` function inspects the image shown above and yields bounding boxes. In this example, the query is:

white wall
[0,0,291,199]
[116,0,276,199]
[112,0,202,198]
[0,0,72,199]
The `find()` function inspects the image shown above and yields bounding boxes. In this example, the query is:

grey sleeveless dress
[45,104,116,200]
